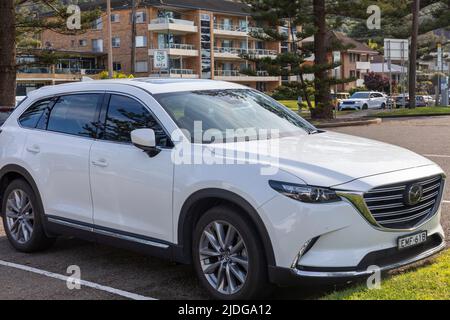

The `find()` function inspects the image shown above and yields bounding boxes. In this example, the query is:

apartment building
[329,32,378,92]
[41,0,282,92]
[16,50,106,95]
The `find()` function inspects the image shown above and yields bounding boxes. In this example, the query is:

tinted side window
[103,95,169,146]
[47,94,102,138]
[19,99,52,129]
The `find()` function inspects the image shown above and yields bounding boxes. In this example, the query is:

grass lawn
[374,106,450,117]
[278,100,306,112]
[277,100,354,119]
[322,249,450,300]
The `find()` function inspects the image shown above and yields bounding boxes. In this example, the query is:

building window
[79,39,87,47]
[92,39,104,52]
[135,61,148,73]
[93,17,103,30]
[111,13,120,22]
[135,12,147,23]
[71,40,75,47]
[136,36,147,48]
[113,62,122,71]
[112,37,120,48]
[350,70,356,78]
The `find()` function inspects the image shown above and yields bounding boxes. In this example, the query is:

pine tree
[0,0,100,109]
[244,0,357,120]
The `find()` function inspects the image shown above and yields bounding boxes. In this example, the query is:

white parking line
[0,260,156,300]
[423,154,450,158]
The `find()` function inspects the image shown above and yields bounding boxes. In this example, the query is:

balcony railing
[214,47,277,56]
[170,68,195,75]
[150,17,195,26]
[161,43,196,50]
[54,68,105,75]
[152,68,196,75]
[17,67,51,74]
[214,70,270,77]
[214,23,248,32]
[214,47,248,55]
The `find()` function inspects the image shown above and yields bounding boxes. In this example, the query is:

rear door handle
[92,159,108,168]
[26,145,40,154]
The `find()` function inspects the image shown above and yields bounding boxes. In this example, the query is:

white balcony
[356,61,371,70]
[149,43,198,57]
[150,69,199,79]
[213,23,249,37]
[148,18,197,34]
[214,47,278,60]
[214,70,279,82]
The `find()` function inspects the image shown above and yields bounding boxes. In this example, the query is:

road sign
[437,43,442,69]
[154,50,168,69]
[384,39,409,60]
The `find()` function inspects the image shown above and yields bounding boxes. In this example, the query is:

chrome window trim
[97,91,174,149]
[16,91,106,142]
[47,216,169,249]
[15,89,174,149]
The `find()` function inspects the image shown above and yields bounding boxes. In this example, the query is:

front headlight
[269,180,341,203]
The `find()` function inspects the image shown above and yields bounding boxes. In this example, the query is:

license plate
[398,231,427,250]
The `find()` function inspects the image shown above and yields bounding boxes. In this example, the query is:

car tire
[192,205,271,300]
[1,179,55,253]
[362,104,368,110]
[381,103,386,109]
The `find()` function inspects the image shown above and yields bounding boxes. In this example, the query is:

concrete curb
[315,118,382,128]
[374,113,450,119]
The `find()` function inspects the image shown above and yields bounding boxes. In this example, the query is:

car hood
[212,131,434,187]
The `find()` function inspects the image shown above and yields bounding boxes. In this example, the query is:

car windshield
[350,92,370,99]
[155,89,317,143]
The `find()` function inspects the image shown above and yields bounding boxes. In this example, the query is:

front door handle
[26,145,40,154]
[92,159,109,168]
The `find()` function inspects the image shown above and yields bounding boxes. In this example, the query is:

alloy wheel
[5,189,35,244]
[198,221,248,295]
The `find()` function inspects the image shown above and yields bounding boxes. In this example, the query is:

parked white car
[0,79,446,299]
[339,91,387,110]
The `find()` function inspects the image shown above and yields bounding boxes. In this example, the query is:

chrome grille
[363,175,444,229]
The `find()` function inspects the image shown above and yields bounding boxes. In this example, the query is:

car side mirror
[131,129,161,157]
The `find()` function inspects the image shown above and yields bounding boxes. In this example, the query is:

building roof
[302,31,378,55]
[79,0,251,16]
[332,32,378,54]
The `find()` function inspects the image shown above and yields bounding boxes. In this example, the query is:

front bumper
[269,232,445,286]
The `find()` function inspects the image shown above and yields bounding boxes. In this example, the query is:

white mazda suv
[0,79,446,299]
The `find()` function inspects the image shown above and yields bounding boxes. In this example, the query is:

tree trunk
[288,18,312,111]
[0,0,16,109]
[311,0,332,120]
[408,0,420,109]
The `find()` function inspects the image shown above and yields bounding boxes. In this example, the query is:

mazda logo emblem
[404,184,423,206]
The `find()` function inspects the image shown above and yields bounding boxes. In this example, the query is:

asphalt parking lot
[0,115,449,300]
